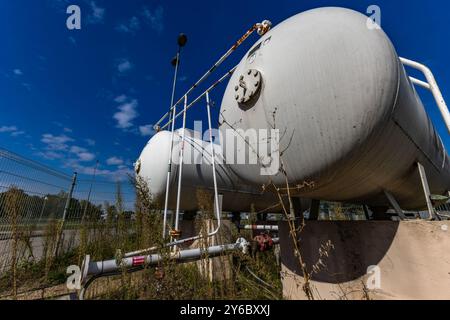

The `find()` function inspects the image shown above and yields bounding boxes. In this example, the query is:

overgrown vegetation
[0,177,283,300]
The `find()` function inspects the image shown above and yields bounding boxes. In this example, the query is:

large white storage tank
[137,129,280,212]
[137,7,449,212]
[218,7,450,209]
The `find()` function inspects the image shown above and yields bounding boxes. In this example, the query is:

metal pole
[81,161,99,223]
[163,46,182,239]
[38,196,48,225]
[159,67,236,131]
[174,95,188,235]
[417,162,436,220]
[54,172,77,257]
[154,21,271,129]
[206,92,222,232]
[363,205,371,221]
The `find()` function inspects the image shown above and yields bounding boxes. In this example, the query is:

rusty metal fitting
[256,20,272,36]
[253,233,274,252]
[169,229,182,238]
[154,267,165,280]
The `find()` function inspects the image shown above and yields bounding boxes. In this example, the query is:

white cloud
[113,99,138,129]
[1,125,26,137]
[77,152,95,162]
[117,59,133,73]
[67,162,133,182]
[63,127,73,133]
[38,132,96,164]
[70,145,95,162]
[37,151,64,160]
[22,83,32,91]
[87,1,105,24]
[85,138,96,146]
[106,156,124,166]
[116,16,140,34]
[13,69,23,76]
[70,145,87,154]
[11,131,25,137]
[41,133,74,151]
[142,6,164,34]
[0,126,18,133]
[139,124,155,137]
[114,94,127,103]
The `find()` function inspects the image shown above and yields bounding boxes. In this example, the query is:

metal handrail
[157,19,272,249]
[153,20,271,132]
[158,66,236,131]
[400,57,450,134]
[173,95,188,239]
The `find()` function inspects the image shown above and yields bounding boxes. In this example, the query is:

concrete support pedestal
[279,220,450,300]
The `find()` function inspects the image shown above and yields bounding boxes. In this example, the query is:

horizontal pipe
[82,238,250,280]
[241,225,279,231]
[409,76,431,90]
[79,237,279,300]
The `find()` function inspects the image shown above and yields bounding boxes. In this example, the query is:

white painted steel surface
[138,7,450,212]
[218,7,450,209]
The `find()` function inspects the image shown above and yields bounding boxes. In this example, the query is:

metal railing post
[163,46,182,239]
[400,57,450,134]
[206,92,222,232]
[81,161,98,223]
[54,172,77,257]
[173,95,188,242]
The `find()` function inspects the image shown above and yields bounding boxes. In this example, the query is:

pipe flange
[234,69,262,105]
[236,237,249,254]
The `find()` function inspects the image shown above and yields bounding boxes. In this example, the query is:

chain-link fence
[0,147,136,273]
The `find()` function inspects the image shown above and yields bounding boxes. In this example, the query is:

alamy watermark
[367,5,381,30]
[66,5,81,30]
[66,265,82,290]
[167,121,280,176]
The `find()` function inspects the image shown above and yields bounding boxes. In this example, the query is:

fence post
[54,172,77,257]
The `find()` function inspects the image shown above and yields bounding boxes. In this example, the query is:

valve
[169,229,182,238]
[253,233,274,252]
[256,20,272,36]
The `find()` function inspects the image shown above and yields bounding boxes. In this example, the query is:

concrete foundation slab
[279,220,450,300]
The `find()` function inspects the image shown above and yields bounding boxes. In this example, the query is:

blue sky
[0,0,449,181]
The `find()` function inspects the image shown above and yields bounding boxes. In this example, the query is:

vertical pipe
[82,160,98,223]
[417,162,436,220]
[363,205,371,221]
[54,172,77,257]
[38,196,48,225]
[174,95,188,235]
[154,23,261,129]
[162,49,181,239]
[163,105,177,238]
[309,199,320,220]
[206,92,221,230]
